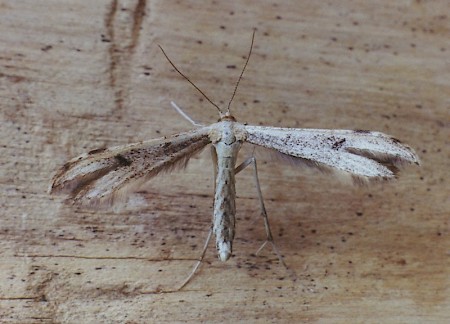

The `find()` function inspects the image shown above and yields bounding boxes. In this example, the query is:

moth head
[219,114,237,122]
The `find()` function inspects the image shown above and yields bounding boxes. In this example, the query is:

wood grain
[1,1,448,322]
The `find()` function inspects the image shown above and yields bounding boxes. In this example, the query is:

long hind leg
[235,157,296,280]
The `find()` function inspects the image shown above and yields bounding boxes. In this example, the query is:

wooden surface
[1,1,448,323]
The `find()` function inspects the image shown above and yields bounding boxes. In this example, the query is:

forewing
[244,126,419,183]
[51,127,211,205]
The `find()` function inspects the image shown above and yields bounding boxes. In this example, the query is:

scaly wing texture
[50,127,211,205]
[244,126,420,183]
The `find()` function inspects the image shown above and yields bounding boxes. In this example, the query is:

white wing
[244,126,420,183]
[51,127,211,205]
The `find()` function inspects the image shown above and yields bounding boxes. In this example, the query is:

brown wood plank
[1,1,448,322]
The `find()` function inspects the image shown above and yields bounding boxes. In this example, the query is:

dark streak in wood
[103,0,147,116]
[130,0,147,51]
[105,0,118,87]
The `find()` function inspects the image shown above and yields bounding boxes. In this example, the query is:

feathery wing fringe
[50,127,211,205]
[244,126,420,184]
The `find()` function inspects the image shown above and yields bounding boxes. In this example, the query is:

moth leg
[235,157,296,280]
[177,147,218,290]
[177,227,213,290]
[170,101,204,127]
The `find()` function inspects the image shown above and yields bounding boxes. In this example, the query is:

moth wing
[244,125,419,183]
[50,127,211,205]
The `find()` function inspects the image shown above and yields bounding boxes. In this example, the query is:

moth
[50,31,420,288]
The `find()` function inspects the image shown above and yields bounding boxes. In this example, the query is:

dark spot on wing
[62,162,72,171]
[88,147,107,155]
[115,154,132,166]
[390,137,402,144]
[332,138,346,149]
[354,129,370,134]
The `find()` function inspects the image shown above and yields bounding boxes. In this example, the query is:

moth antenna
[159,45,224,116]
[226,28,256,115]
